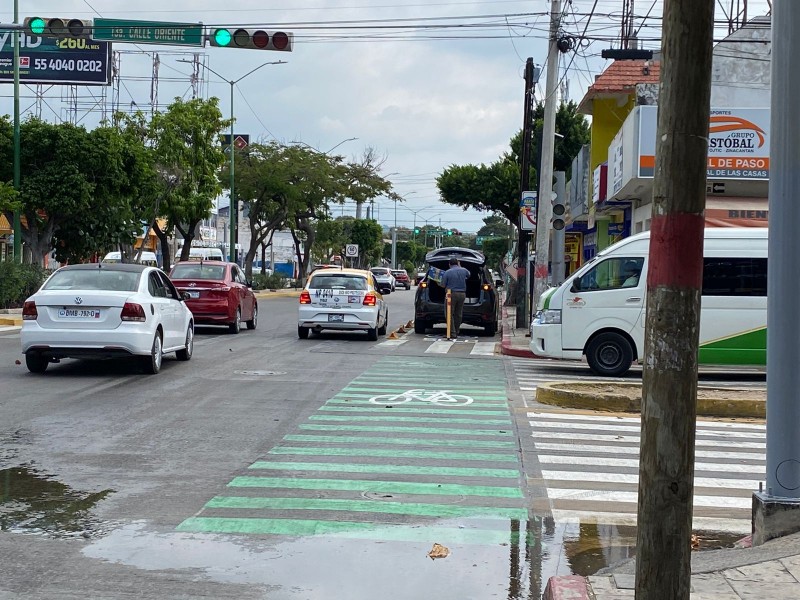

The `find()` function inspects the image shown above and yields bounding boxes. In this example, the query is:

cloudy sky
[0,1,773,233]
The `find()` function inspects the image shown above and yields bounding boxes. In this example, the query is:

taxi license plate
[328,314,345,323]
[59,308,100,319]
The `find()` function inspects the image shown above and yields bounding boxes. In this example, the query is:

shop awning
[705,197,768,227]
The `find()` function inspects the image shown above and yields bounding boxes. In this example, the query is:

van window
[573,257,644,292]
[702,258,767,297]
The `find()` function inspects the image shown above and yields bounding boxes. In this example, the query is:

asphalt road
[0,288,767,599]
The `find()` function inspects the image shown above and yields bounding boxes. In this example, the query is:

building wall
[711,16,771,108]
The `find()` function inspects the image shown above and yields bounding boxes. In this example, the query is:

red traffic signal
[209,28,293,52]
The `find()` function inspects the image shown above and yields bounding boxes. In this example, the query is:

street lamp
[180,59,287,262]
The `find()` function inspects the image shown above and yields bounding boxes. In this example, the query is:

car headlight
[536,309,562,324]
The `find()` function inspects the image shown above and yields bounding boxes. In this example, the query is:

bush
[251,272,287,291]
[0,262,48,309]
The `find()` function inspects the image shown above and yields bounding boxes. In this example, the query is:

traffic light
[208,28,293,52]
[24,17,93,38]
[446,229,453,235]
[551,192,566,230]
[413,227,420,234]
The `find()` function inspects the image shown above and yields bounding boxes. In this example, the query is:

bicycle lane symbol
[368,389,474,406]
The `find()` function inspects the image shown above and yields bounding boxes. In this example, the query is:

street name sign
[93,19,204,47]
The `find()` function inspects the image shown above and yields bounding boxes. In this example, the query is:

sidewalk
[499,305,537,358]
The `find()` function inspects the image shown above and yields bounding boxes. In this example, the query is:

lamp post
[181,59,287,263]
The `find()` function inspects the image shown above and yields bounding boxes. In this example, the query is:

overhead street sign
[93,19,204,47]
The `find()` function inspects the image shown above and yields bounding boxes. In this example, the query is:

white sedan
[21,263,194,374]
[298,268,389,341]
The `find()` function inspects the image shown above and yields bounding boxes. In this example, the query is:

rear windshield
[171,264,226,281]
[371,269,389,276]
[308,274,368,291]
[44,269,141,292]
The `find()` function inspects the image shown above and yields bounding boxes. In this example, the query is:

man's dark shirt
[441,265,470,292]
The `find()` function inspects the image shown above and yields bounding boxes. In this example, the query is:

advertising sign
[520,191,537,231]
[638,105,769,180]
[0,33,111,86]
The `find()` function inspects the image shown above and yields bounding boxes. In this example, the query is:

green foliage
[350,219,384,266]
[0,262,47,309]
[477,215,513,238]
[312,219,346,263]
[437,100,589,227]
[481,237,510,272]
[251,271,286,291]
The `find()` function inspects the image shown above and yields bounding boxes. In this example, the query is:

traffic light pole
[12,4,21,262]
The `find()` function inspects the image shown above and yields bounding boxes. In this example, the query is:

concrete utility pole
[532,0,562,307]
[754,0,800,544]
[516,57,536,328]
[635,1,715,598]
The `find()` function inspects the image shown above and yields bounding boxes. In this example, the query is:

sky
[0,1,773,234]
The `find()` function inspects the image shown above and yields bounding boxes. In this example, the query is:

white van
[102,251,159,267]
[531,228,768,376]
[177,247,224,262]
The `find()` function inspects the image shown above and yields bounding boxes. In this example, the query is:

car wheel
[406,283,411,290]
[229,308,241,334]
[246,304,258,330]
[586,332,633,377]
[176,325,194,361]
[484,322,497,336]
[378,310,388,335]
[25,352,48,374]
[297,325,309,339]
[367,327,379,341]
[143,330,163,374]
[414,319,427,334]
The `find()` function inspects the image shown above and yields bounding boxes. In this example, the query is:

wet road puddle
[0,465,113,539]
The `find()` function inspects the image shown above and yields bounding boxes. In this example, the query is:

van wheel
[414,319,427,334]
[586,332,633,377]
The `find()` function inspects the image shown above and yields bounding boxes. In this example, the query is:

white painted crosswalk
[370,334,498,356]
[528,410,765,533]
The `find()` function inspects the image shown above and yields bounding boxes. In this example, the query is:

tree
[437,101,589,226]
[349,219,384,268]
[477,215,513,238]
[150,97,229,265]
[312,219,346,263]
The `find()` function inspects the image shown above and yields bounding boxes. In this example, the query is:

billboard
[0,33,111,86]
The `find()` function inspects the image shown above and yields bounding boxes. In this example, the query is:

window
[157,271,181,300]
[702,258,767,297]
[170,264,226,280]
[43,269,140,292]
[148,272,167,298]
[309,275,368,291]
[573,257,644,292]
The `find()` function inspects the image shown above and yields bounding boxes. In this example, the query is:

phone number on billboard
[34,58,104,72]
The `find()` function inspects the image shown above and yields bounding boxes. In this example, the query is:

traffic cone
[406,320,414,328]
[388,331,400,339]
[397,325,407,333]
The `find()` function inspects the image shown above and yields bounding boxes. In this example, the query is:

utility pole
[532,0,562,308]
[515,57,536,329]
[635,1,714,598]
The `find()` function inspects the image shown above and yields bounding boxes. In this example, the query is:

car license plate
[58,308,100,319]
[328,314,345,323]
[187,291,200,299]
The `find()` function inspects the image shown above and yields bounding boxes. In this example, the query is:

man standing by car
[440,257,470,340]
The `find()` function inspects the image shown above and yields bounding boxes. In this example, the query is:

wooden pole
[635,1,715,599]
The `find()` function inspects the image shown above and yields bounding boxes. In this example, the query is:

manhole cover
[233,370,287,376]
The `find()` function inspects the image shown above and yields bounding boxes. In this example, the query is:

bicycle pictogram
[368,388,474,406]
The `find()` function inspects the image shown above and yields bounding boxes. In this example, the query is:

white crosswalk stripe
[529,410,765,534]
[366,334,498,356]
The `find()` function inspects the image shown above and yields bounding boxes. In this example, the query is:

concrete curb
[543,575,591,600]
[0,316,22,326]
[254,289,301,299]
[499,306,537,359]
[536,381,766,419]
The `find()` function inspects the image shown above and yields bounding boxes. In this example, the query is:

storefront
[0,214,11,261]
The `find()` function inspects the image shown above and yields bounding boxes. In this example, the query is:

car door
[233,266,253,319]
[156,271,182,348]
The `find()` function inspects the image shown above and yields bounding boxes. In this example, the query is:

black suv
[413,247,501,336]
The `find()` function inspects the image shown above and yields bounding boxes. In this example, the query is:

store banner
[0,34,111,86]
[638,106,769,180]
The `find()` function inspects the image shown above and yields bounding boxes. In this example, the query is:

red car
[391,269,412,290]
[169,261,257,333]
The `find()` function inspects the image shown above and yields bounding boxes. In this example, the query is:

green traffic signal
[213,28,232,46]
[29,17,46,35]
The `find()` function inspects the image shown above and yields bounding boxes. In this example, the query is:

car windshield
[171,264,226,280]
[391,270,406,277]
[43,269,141,292]
[309,275,368,291]
[371,269,389,276]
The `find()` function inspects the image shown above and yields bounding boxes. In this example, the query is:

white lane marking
[530,421,763,439]
[537,470,762,490]
[533,442,765,461]
[547,488,752,509]
[425,340,454,354]
[538,454,764,474]
[471,342,498,356]
[377,338,410,347]
[549,511,751,534]
[529,431,765,449]
[528,411,766,431]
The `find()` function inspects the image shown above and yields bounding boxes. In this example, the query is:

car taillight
[420,282,427,288]
[299,290,312,304]
[482,283,492,291]
[363,293,377,306]
[121,302,146,322]
[22,301,38,320]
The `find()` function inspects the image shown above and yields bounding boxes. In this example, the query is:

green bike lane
[177,356,531,546]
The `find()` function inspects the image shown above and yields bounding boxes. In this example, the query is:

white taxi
[298,268,388,341]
